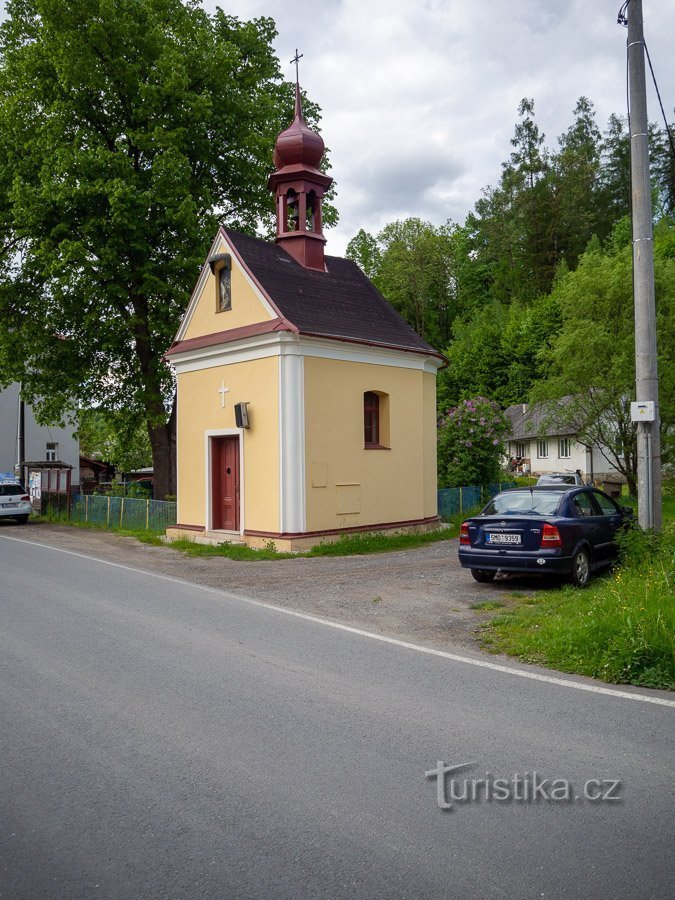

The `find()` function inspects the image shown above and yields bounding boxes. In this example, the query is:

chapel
[166,77,443,550]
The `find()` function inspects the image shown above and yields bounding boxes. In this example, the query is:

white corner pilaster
[278,335,306,534]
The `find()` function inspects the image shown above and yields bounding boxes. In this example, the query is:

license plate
[487,533,520,545]
[2,502,19,508]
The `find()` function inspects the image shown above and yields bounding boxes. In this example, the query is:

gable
[177,231,279,344]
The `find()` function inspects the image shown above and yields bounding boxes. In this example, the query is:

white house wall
[507,436,623,481]
[0,383,79,483]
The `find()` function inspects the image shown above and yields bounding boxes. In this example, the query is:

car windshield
[540,475,575,484]
[482,491,563,516]
[0,483,25,496]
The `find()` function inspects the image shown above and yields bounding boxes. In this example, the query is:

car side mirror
[621,506,634,516]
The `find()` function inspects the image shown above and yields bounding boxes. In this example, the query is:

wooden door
[211,436,240,531]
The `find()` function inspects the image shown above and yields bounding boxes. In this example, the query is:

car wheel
[570,548,591,588]
[16,515,29,525]
[471,569,496,583]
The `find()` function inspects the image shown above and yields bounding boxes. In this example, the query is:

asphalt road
[0,533,673,899]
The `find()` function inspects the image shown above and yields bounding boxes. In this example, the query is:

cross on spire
[290,49,303,84]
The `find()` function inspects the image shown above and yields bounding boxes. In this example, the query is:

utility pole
[626,0,662,530]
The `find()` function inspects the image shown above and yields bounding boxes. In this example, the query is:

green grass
[469,600,506,611]
[167,539,297,560]
[168,522,456,560]
[302,525,455,557]
[479,486,675,691]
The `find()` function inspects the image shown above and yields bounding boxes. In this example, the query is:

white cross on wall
[218,381,230,408]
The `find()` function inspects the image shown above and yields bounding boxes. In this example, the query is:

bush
[437,396,508,488]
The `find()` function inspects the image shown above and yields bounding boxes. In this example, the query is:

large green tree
[346,218,471,351]
[0,0,329,498]
[530,218,675,496]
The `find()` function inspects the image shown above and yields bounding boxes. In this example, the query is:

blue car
[458,486,633,587]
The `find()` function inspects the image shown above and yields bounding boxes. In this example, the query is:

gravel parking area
[1,521,544,652]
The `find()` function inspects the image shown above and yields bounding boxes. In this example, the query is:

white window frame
[515,441,528,458]
[558,438,571,459]
[45,442,58,462]
[537,439,549,459]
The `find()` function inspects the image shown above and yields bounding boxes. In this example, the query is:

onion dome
[273,83,325,172]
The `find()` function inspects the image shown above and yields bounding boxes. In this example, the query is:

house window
[537,440,548,459]
[558,438,571,458]
[364,391,390,449]
[46,442,58,462]
[515,441,528,459]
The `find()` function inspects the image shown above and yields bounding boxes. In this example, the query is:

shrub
[437,396,509,488]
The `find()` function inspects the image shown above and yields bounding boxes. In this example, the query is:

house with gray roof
[504,401,624,484]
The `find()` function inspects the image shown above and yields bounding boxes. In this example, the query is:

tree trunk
[148,395,176,500]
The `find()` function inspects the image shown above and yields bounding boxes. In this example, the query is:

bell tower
[268,52,333,272]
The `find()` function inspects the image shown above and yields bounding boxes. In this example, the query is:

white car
[0,480,32,524]
[536,472,586,486]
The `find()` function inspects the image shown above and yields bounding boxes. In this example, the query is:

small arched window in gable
[209,253,232,313]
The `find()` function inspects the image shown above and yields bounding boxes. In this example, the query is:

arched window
[306,190,317,232]
[364,392,380,446]
[208,253,231,312]
[285,189,299,232]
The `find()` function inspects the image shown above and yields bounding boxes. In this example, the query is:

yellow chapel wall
[303,356,438,533]
[182,253,275,342]
[176,356,280,532]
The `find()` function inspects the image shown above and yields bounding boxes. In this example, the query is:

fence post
[120,497,125,528]
[146,499,150,530]
[106,495,110,527]
[85,494,89,523]
[460,487,463,515]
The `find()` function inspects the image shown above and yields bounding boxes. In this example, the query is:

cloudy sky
[214,0,674,254]
[2,1,673,255]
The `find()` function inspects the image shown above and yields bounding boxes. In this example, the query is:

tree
[346,218,462,350]
[437,397,508,489]
[345,228,381,280]
[437,292,562,412]
[553,97,603,266]
[469,99,557,304]
[530,218,675,496]
[0,0,330,498]
[78,408,152,473]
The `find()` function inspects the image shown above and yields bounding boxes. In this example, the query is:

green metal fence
[54,485,509,533]
[70,494,177,532]
[437,482,516,519]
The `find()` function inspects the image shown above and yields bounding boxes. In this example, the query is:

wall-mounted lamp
[235,402,250,429]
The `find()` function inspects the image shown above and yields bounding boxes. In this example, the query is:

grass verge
[167,519,459,559]
[36,507,468,559]
[479,491,675,691]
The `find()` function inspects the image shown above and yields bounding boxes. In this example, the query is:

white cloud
[3,1,673,255]
[216,0,674,254]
